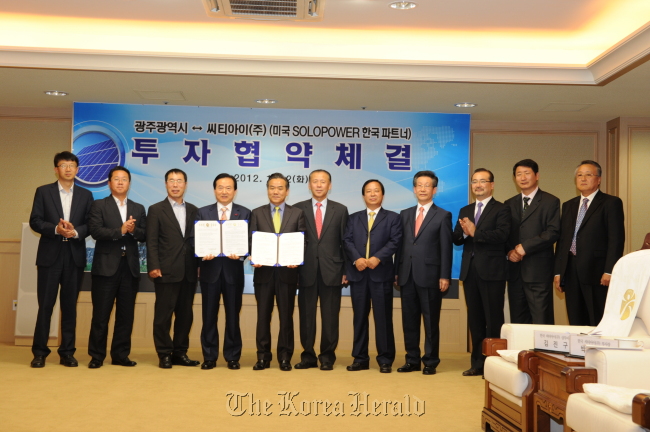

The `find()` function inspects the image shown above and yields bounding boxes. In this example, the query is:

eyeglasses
[166,179,186,185]
[471,179,492,185]
[57,164,77,169]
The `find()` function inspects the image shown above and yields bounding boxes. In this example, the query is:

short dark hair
[513,159,539,176]
[473,168,494,182]
[213,173,237,190]
[54,151,79,167]
[308,169,332,182]
[267,173,289,189]
[165,168,187,182]
[108,166,131,181]
[577,160,602,177]
[362,179,385,195]
[413,170,439,188]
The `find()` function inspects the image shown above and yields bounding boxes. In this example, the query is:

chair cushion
[496,349,520,364]
[566,393,646,432]
[583,383,650,414]
[484,356,530,397]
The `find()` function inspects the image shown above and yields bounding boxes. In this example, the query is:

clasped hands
[458,217,476,237]
[56,218,76,238]
[355,257,380,271]
[121,216,137,234]
[507,244,526,262]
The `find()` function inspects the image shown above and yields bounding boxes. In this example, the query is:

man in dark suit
[294,169,349,371]
[505,159,560,325]
[250,173,306,371]
[147,168,199,369]
[28,151,94,368]
[554,160,625,326]
[453,168,510,377]
[343,179,402,373]
[395,170,452,375]
[196,173,251,370]
[87,166,146,368]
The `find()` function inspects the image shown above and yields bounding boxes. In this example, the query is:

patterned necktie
[220,207,227,221]
[366,211,375,259]
[315,202,323,239]
[522,197,530,216]
[475,201,483,225]
[273,206,281,233]
[570,198,589,255]
[414,207,424,236]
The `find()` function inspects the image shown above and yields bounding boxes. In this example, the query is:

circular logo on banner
[72,121,128,188]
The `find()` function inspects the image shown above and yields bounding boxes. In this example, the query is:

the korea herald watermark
[226,391,425,417]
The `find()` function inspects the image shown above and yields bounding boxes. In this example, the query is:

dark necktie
[522,197,530,216]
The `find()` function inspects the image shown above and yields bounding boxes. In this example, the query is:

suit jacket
[554,190,625,285]
[195,202,251,286]
[146,198,198,284]
[89,195,147,278]
[295,199,349,287]
[29,181,94,268]
[250,203,306,285]
[452,198,511,282]
[343,208,402,283]
[396,204,453,287]
[504,189,560,283]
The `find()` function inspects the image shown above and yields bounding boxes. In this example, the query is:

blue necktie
[570,198,589,255]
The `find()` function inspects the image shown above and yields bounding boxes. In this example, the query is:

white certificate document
[222,220,249,256]
[194,221,221,257]
[278,232,305,266]
[251,231,280,266]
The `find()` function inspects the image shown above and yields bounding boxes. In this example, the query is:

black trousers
[464,259,505,370]
[564,254,608,326]
[254,269,296,363]
[401,276,443,368]
[33,242,84,357]
[298,268,342,365]
[153,278,197,358]
[350,276,395,366]
[507,272,555,325]
[88,257,139,362]
[200,272,244,362]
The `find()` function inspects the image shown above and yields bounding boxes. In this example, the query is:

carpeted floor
[0,343,485,431]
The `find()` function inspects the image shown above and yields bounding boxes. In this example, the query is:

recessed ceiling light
[256,99,277,104]
[389,1,417,10]
[44,90,68,96]
[455,102,477,108]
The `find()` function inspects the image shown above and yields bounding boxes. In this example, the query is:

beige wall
[628,129,650,250]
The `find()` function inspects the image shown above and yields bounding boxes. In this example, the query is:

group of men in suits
[29,152,624,378]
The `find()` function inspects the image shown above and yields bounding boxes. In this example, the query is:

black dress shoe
[320,362,333,371]
[201,360,216,370]
[60,355,78,367]
[111,357,137,367]
[379,364,392,373]
[88,359,103,369]
[31,355,46,368]
[422,365,437,375]
[159,355,173,369]
[227,360,240,370]
[346,361,370,371]
[294,360,318,369]
[171,354,200,366]
[462,367,484,376]
[280,360,292,371]
[397,363,420,373]
[253,360,270,370]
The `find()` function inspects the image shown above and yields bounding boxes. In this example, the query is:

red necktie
[415,207,424,236]
[315,202,323,239]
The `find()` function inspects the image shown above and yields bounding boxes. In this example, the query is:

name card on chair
[569,334,619,357]
[534,330,571,353]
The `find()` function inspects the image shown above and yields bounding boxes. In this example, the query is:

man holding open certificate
[195,174,251,370]
[249,173,306,372]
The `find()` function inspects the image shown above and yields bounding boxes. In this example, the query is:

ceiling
[1,0,650,122]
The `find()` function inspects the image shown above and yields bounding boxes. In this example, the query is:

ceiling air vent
[202,0,324,21]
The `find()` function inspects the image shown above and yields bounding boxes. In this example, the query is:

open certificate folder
[194,220,249,257]
[250,231,305,267]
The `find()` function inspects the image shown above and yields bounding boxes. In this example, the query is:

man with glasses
[147,169,200,369]
[453,168,510,377]
[554,160,624,326]
[28,151,94,368]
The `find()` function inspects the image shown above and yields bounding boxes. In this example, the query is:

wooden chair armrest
[561,366,598,394]
[633,393,650,428]
[483,338,507,356]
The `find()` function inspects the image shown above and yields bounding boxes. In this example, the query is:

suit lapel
[106,195,123,224]
[231,203,244,220]
[161,199,183,237]
[49,182,65,219]
[578,191,604,231]
[404,207,416,238]
[476,199,495,228]
[69,185,81,222]
[302,202,318,237]
[262,204,275,231]
[416,205,437,239]
[320,202,335,237]
[521,191,541,223]
[370,208,387,231]
[280,205,293,232]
